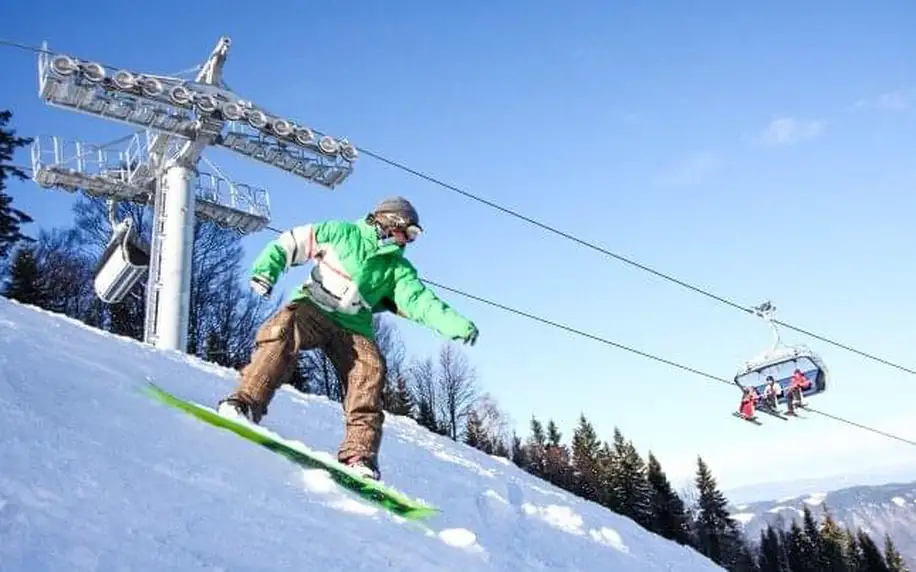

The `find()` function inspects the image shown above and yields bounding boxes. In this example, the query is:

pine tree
[610,437,654,530]
[286,358,310,393]
[0,109,34,261]
[570,414,602,502]
[802,506,823,567]
[543,437,571,490]
[757,529,771,571]
[204,329,228,366]
[693,455,741,566]
[109,299,141,340]
[492,436,509,459]
[3,246,48,307]
[787,520,811,572]
[757,525,785,572]
[525,417,548,478]
[818,508,848,572]
[843,527,862,572]
[596,440,616,510]
[884,533,907,572]
[82,297,105,329]
[540,419,571,489]
[464,409,486,451]
[385,374,414,416]
[546,420,562,448]
[602,427,629,513]
[776,527,793,572]
[780,507,821,572]
[857,530,890,572]
[415,398,439,434]
[646,451,692,545]
[510,432,526,468]
[733,541,761,572]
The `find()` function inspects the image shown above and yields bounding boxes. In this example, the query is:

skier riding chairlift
[786,368,811,414]
[762,375,780,411]
[738,386,759,420]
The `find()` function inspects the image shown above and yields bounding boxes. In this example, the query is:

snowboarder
[217,196,479,480]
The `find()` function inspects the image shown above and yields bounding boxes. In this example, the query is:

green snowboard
[143,381,439,521]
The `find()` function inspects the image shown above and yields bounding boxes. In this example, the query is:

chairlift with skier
[731,301,828,424]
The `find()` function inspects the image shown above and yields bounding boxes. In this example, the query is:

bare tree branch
[436,343,478,440]
[474,392,513,453]
[408,356,439,431]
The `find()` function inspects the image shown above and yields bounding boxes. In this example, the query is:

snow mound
[803,492,827,506]
[0,298,723,571]
[891,496,907,507]
[766,505,805,517]
[732,513,756,525]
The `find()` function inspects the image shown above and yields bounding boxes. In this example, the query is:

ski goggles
[377,212,422,242]
[402,224,422,242]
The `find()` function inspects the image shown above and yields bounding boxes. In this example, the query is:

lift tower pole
[30,37,359,352]
[146,39,230,351]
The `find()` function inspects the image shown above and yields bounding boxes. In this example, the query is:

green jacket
[250,217,475,340]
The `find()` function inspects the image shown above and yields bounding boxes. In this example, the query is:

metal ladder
[143,175,168,345]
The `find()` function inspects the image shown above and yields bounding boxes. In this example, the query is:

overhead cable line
[259,224,916,449]
[352,147,916,377]
[7,171,915,449]
[4,37,915,450]
[426,280,916,449]
[4,36,913,378]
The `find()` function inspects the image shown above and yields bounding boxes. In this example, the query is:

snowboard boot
[217,394,261,424]
[343,455,381,481]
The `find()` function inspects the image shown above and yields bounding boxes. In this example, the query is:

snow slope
[0,297,723,571]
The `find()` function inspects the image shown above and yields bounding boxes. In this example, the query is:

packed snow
[766,505,804,517]
[731,513,756,525]
[0,298,723,571]
[803,492,827,506]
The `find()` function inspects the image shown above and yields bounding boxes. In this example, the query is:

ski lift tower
[29,37,358,352]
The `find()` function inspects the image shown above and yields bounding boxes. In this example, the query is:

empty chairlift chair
[93,217,150,304]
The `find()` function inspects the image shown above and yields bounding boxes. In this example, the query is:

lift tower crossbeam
[30,36,359,352]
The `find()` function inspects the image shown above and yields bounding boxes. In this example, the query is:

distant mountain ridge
[729,479,916,566]
[723,464,916,505]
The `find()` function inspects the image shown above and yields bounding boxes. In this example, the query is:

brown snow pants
[227,299,386,463]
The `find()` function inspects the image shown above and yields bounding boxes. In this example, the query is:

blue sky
[4,0,916,495]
